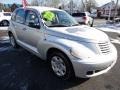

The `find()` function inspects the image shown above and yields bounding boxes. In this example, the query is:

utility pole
[108,0,113,21]
[70,0,73,15]
[113,0,119,21]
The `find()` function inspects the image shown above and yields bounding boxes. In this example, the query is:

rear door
[11,9,26,41]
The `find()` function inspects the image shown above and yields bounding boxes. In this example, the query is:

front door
[21,10,44,53]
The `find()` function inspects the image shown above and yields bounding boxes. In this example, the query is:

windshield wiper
[49,24,68,27]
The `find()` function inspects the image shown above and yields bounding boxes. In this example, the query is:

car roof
[19,6,62,13]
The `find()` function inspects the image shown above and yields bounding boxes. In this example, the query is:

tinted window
[25,10,40,29]
[72,13,86,17]
[16,9,25,24]
[3,13,11,16]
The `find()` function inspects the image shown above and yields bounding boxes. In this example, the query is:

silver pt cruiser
[8,6,117,80]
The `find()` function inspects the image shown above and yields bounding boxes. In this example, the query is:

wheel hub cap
[51,56,66,76]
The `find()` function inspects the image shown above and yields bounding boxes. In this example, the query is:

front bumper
[71,45,117,78]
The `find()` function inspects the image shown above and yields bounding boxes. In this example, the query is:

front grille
[98,42,111,54]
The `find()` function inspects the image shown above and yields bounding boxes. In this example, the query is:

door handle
[22,28,27,31]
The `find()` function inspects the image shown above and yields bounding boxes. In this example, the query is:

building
[98,1,119,19]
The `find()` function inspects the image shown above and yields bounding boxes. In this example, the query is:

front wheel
[49,51,74,80]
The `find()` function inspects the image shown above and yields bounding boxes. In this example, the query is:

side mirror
[28,21,40,29]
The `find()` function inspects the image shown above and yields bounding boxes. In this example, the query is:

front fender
[37,37,72,60]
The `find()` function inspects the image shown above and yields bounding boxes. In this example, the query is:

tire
[9,33,19,48]
[48,51,74,80]
[1,20,9,26]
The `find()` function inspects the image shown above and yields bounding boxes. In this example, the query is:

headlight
[70,48,82,59]
[70,47,96,59]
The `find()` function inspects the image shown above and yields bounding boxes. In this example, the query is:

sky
[0,0,31,4]
[0,0,118,6]
[96,0,112,6]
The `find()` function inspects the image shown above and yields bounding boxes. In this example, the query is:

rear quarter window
[12,9,25,24]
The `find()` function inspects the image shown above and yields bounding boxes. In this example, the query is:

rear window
[3,13,11,16]
[72,13,86,17]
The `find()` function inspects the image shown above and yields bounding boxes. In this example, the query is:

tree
[81,0,97,12]
[0,3,4,11]
[31,0,39,6]
[50,0,61,7]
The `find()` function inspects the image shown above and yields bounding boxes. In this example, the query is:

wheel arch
[47,48,68,59]
[1,20,9,24]
[1,19,9,22]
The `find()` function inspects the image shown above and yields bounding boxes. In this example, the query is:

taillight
[83,16,87,20]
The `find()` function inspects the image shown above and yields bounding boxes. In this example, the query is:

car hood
[46,25,109,43]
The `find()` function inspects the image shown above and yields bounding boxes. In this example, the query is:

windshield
[41,10,79,27]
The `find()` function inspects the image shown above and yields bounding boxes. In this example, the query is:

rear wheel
[9,33,19,48]
[48,51,74,80]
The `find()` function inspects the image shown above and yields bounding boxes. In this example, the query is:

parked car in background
[72,12,93,26]
[0,12,11,26]
[8,6,117,80]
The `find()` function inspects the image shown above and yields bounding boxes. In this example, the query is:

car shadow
[27,57,89,90]
[0,41,89,90]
